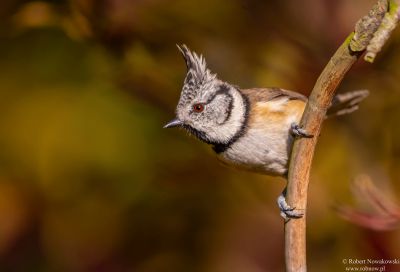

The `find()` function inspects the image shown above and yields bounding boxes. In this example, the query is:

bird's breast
[216,97,305,176]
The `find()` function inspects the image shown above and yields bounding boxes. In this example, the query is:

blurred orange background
[0,0,399,271]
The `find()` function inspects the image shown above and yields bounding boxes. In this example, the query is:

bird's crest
[177,44,217,99]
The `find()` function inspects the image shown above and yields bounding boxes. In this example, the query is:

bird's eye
[193,103,204,113]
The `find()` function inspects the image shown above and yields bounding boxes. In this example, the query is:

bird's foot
[290,123,313,138]
[277,188,304,222]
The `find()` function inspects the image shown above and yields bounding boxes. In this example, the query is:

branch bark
[284,1,398,271]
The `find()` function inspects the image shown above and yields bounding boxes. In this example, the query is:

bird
[164,44,369,219]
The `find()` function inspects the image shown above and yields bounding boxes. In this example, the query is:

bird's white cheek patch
[216,107,229,124]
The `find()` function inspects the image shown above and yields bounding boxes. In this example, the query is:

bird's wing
[241,88,307,126]
[241,88,307,104]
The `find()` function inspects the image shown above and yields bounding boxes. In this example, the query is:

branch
[284,1,398,271]
[365,0,400,62]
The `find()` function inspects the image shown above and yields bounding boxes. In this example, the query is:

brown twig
[284,1,397,271]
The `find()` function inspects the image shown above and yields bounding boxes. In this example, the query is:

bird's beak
[163,118,183,128]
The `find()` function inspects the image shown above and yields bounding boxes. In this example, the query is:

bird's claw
[291,123,314,138]
[277,189,304,222]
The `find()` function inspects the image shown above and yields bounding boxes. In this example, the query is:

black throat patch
[182,124,214,145]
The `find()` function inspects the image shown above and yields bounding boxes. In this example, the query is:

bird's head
[165,45,248,151]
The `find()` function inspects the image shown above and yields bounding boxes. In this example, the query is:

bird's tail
[327,90,369,118]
